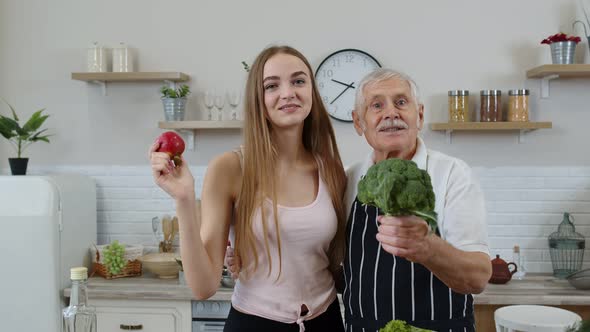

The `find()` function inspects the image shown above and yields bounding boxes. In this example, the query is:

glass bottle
[508,89,529,122]
[512,245,526,280]
[63,267,97,332]
[480,90,502,122]
[548,212,586,279]
[448,90,469,122]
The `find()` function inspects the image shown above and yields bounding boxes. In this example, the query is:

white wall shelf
[430,121,552,143]
[526,64,590,98]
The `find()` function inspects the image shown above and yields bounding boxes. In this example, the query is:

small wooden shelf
[158,121,243,130]
[526,64,590,78]
[159,121,243,151]
[72,72,190,95]
[526,64,590,98]
[71,72,190,82]
[430,121,552,143]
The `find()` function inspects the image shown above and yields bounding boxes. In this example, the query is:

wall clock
[315,49,381,122]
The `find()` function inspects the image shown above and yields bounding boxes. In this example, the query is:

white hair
[354,68,422,127]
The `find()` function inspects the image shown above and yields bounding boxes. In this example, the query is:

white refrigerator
[0,175,97,332]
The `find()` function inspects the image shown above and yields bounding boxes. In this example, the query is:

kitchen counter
[64,275,234,301]
[476,274,590,305]
[64,273,590,305]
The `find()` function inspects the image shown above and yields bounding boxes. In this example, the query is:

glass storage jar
[508,89,529,122]
[480,90,502,122]
[548,212,585,278]
[448,90,469,122]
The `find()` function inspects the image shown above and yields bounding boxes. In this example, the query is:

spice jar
[480,90,502,122]
[448,90,469,122]
[508,89,530,122]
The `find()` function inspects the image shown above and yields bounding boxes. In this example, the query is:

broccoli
[566,320,590,332]
[357,158,438,233]
[380,319,433,332]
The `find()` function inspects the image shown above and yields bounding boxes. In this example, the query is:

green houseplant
[0,99,51,175]
[160,84,190,121]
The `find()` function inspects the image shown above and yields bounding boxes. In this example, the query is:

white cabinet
[90,298,191,332]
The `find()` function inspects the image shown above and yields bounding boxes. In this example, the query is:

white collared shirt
[345,137,490,255]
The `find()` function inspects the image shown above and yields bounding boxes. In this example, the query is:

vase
[8,158,29,175]
[548,212,585,278]
[162,97,187,121]
[550,41,577,64]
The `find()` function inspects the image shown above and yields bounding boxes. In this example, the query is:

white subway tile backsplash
[543,177,590,189]
[476,167,571,177]
[479,177,546,189]
[98,199,175,212]
[101,211,169,223]
[484,190,590,202]
[97,187,153,200]
[12,164,589,274]
[487,213,590,225]
[93,176,155,188]
[487,201,590,213]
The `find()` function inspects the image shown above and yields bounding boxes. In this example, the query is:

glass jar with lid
[508,89,530,122]
[480,90,502,122]
[448,90,469,122]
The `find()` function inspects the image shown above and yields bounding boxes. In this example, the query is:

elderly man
[343,68,491,332]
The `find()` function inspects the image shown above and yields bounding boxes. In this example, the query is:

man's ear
[417,104,425,131]
[352,110,364,136]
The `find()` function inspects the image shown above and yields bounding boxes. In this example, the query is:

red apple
[155,131,185,167]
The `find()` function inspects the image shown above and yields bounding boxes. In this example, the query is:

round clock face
[315,49,381,122]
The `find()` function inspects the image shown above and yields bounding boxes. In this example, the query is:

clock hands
[331,79,356,89]
[330,81,355,104]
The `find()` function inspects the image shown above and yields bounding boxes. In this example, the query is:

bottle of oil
[63,267,96,332]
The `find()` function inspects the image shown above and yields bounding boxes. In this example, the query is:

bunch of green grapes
[103,240,126,275]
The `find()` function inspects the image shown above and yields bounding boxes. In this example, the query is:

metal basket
[548,212,585,278]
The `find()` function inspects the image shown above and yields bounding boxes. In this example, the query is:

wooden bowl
[139,253,181,279]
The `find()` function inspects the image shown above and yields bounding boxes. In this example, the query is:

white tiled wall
[8,165,590,274]
[475,167,590,273]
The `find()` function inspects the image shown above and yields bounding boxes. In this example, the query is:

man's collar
[364,137,428,174]
[411,137,428,170]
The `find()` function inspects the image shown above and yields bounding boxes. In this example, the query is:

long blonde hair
[234,45,347,278]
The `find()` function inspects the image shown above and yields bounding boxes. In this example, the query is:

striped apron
[343,167,476,332]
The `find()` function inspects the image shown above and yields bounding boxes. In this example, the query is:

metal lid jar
[448,90,469,122]
[508,89,530,122]
[480,90,502,122]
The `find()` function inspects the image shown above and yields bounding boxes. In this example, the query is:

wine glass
[227,91,241,120]
[204,90,215,121]
[214,94,225,121]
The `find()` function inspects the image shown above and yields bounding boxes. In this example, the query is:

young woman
[149,46,347,332]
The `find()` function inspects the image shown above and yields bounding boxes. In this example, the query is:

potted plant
[160,84,190,121]
[0,99,51,175]
[541,33,583,64]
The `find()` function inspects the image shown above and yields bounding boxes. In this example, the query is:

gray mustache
[376,119,409,131]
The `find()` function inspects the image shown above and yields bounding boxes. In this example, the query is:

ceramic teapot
[489,254,517,284]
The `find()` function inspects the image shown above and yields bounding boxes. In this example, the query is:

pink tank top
[230,153,338,331]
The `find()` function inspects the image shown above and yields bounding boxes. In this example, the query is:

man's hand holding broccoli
[358,158,438,262]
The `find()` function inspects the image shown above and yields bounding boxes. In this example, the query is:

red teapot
[489,254,517,284]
